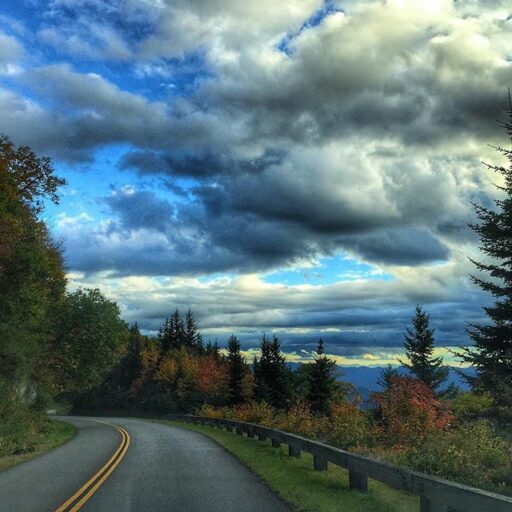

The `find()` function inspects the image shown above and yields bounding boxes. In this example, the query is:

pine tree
[254,335,289,409]
[226,335,246,405]
[306,339,336,415]
[170,309,185,349]
[459,103,512,406]
[377,364,400,390]
[184,309,203,354]
[399,305,448,393]
[205,340,220,359]
[158,309,185,352]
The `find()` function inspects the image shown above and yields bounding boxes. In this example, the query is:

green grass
[0,420,76,472]
[158,420,419,512]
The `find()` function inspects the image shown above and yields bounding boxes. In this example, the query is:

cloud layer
[0,0,508,351]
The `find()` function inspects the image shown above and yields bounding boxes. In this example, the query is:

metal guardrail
[166,414,512,512]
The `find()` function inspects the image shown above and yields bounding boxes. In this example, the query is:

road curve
[0,416,291,512]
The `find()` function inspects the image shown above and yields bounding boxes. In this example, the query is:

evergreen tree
[226,335,246,405]
[399,305,448,393]
[306,339,336,415]
[204,340,221,360]
[377,364,400,390]
[184,309,203,354]
[459,104,512,406]
[159,309,185,352]
[254,335,289,409]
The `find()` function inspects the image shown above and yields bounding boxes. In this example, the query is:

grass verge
[158,420,418,512]
[0,420,76,472]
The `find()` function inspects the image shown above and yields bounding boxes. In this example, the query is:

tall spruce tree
[205,340,221,359]
[306,339,336,415]
[254,335,289,409]
[184,309,203,354]
[226,335,246,405]
[459,103,512,406]
[159,309,185,352]
[399,305,448,393]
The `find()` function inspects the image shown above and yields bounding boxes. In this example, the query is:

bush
[321,402,370,449]
[278,400,319,438]
[390,420,512,494]
[200,401,278,425]
[231,401,278,426]
[372,376,453,447]
[450,392,494,422]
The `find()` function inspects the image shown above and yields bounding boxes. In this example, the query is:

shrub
[231,401,278,426]
[321,402,370,449]
[450,391,494,422]
[278,400,319,438]
[372,376,453,447]
[390,420,512,494]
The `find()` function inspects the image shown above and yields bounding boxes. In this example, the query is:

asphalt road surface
[0,417,291,512]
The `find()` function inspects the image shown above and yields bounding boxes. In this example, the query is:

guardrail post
[271,439,281,448]
[313,455,328,471]
[257,433,267,441]
[247,428,255,438]
[236,426,244,435]
[288,445,300,457]
[349,470,368,492]
[420,496,449,512]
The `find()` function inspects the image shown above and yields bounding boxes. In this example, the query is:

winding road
[0,417,291,512]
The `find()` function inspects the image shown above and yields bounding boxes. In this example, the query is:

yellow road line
[68,427,130,512]
[54,422,131,512]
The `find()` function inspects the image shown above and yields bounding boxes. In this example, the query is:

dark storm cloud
[339,228,450,266]
[103,188,176,232]
[119,148,287,178]
[2,0,509,278]
[63,178,451,277]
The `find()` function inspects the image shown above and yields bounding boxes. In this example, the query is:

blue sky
[1,0,510,364]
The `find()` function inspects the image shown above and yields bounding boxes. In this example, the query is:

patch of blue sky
[43,143,192,224]
[264,254,393,286]
[0,2,43,33]
[277,0,344,55]
[1,4,212,102]
[61,50,213,102]
[132,51,214,99]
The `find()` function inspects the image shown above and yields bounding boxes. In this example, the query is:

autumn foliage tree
[373,376,453,447]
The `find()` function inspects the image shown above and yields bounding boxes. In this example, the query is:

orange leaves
[231,401,277,425]
[372,376,453,447]
[196,356,228,398]
[138,344,231,404]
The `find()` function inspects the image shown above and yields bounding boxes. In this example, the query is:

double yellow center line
[55,422,131,512]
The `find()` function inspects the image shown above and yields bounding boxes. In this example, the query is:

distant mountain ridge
[287,363,473,404]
